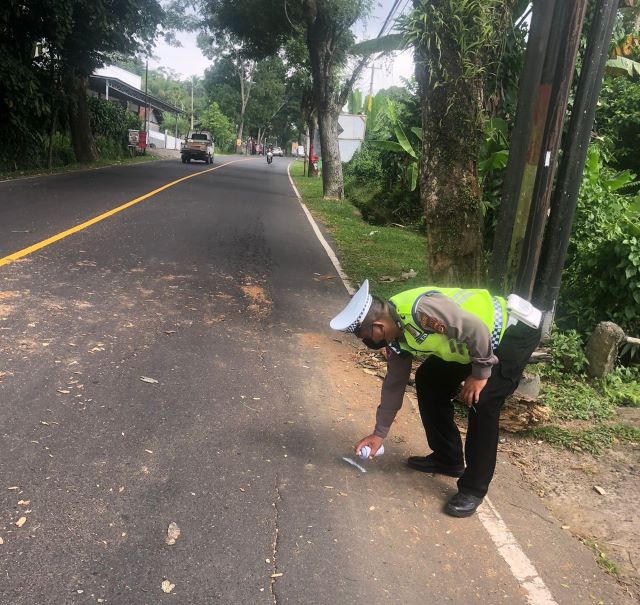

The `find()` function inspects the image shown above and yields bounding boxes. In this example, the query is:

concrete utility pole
[534,0,621,319]
[515,1,588,298]
[489,0,588,297]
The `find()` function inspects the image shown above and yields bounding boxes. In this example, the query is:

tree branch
[338,53,373,108]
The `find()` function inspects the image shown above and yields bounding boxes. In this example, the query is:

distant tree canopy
[201,0,373,197]
[0,0,165,168]
[201,102,236,150]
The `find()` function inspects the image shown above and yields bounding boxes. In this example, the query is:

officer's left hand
[460,377,488,407]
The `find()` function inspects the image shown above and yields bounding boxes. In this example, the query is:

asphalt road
[0,157,632,604]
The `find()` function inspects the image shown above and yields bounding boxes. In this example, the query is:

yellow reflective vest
[389,287,507,364]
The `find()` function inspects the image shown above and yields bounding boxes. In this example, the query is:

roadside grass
[289,159,427,299]
[290,159,640,455]
[527,363,640,454]
[528,423,640,456]
[584,539,621,577]
[0,154,158,182]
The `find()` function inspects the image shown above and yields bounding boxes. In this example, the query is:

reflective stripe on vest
[389,287,507,362]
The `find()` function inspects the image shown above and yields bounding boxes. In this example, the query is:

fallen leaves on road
[593,485,607,496]
[140,376,159,384]
[165,522,181,545]
[0,536,4,545]
[161,580,175,593]
[15,517,27,528]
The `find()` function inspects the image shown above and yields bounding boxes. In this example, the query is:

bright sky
[150,0,414,93]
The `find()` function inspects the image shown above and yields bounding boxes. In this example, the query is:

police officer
[329,280,542,517]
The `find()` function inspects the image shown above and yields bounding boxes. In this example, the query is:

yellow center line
[0,157,255,269]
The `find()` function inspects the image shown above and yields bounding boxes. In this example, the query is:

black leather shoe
[407,454,465,478]
[445,491,483,517]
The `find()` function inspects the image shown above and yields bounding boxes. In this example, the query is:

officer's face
[355,321,387,350]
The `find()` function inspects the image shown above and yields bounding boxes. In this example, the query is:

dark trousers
[414,321,541,498]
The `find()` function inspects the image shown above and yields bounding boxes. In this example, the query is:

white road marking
[286,163,354,295]
[480,497,558,604]
[287,160,558,605]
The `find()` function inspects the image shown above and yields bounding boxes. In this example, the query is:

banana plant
[605,56,640,78]
[370,121,422,191]
[348,89,364,114]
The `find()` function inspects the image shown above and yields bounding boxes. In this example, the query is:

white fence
[148,129,181,150]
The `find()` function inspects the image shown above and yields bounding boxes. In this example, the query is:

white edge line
[287,160,557,605]
[287,161,354,295]
[479,497,558,605]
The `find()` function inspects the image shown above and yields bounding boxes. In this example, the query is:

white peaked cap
[329,279,372,333]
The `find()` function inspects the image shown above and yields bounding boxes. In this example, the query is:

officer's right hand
[355,434,384,458]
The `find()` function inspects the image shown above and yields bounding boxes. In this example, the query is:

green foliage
[351,33,405,56]
[478,116,510,247]
[0,0,164,170]
[529,323,640,454]
[348,90,363,115]
[558,144,640,336]
[602,366,640,407]
[370,121,420,192]
[48,132,76,166]
[596,76,640,176]
[344,88,424,229]
[201,102,235,151]
[364,91,388,139]
[605,56,640,78]
[400,0,514,123]
[88,96,140,142]
[539,377,615,422]
[344,143,385,185]
[548,329,588,376]
[529,423,640,456]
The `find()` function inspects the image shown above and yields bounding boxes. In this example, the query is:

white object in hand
[359,444,385,459]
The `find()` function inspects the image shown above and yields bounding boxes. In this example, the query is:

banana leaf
[370,140,405,152]
[394,125,418,159]
[605,57,640,79]
[351,33,405,56]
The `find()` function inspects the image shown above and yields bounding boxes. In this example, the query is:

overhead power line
[377,0,403,37]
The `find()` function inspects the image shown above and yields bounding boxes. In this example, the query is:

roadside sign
[128,129,139,147]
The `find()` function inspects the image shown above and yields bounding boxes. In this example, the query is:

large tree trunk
[415,36,484,286]
[65,73,97,163]
[307,16,344,199]
[317,103,343,198]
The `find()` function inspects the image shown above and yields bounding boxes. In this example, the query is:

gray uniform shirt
[374,293,498,438]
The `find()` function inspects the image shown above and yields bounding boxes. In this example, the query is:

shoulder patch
[418,312,447,335]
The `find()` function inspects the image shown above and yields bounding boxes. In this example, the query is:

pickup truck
[181,131,214,164]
